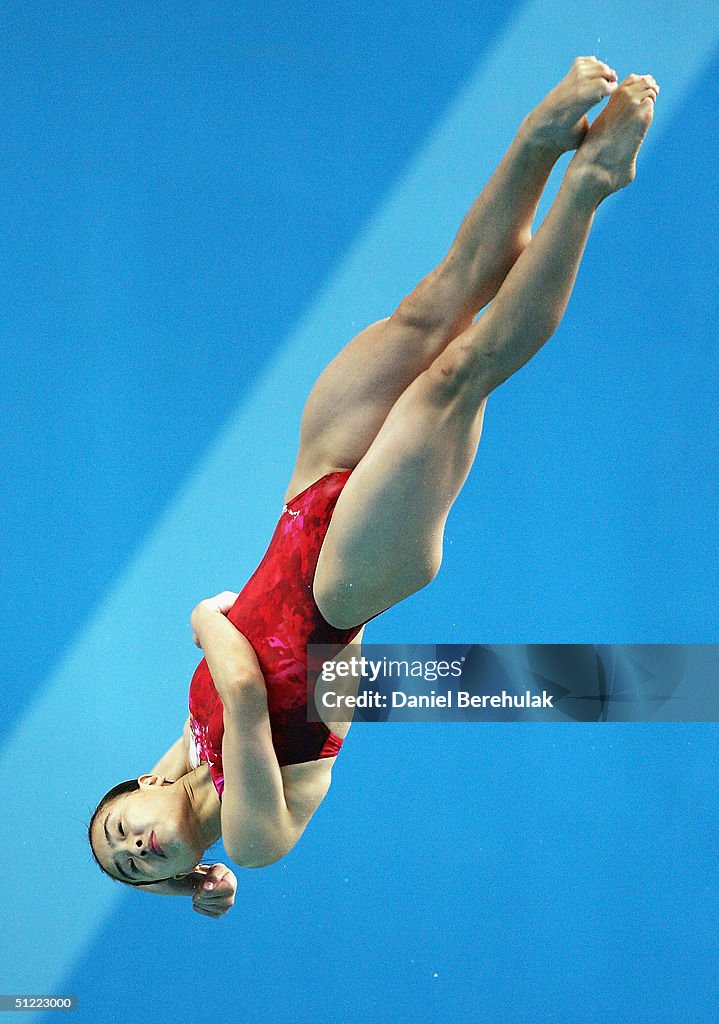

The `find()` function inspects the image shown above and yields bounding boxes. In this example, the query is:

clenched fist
[191,862,238,919]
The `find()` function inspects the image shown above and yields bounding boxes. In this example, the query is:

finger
[196,889,231,904]
[195,905,229,918]
[200,889,233,905]
[198,882,231,903]
[203,863,233,887]
[200,868,219,887]
[195,904,232,918]
[204,862,227,878]
[193,906,222,918]
[193,890,227,907]
[217,591,239,613]
[193,895,223,908]
[589,60,617,82]
[197,888,235,907]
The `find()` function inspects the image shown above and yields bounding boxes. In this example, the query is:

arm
[127,862,238,919]
[150,717,192,779]
[142,697,238,914]
[191,601,331,868]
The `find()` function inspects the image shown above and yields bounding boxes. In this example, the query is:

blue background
[1,2,718,1022]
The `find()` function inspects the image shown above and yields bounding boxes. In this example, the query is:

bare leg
[435,73,658,396]
[290,58,619,485]
[406,56,620,334]
[315,74,658,627]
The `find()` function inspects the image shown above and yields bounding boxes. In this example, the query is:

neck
[182,766,222,848]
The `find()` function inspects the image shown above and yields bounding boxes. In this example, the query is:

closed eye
[116,821,140,875]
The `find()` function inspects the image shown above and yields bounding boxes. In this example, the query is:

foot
[567,73,659,201]
[524,56,619,154]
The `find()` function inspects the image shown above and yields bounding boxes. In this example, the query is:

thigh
[292,265,477,484]
[293,315,443,479]
[313,368,488,629]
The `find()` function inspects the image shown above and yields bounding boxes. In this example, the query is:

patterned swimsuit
[188,472,363,797]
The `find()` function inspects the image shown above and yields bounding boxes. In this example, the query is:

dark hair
[87,779,168,888]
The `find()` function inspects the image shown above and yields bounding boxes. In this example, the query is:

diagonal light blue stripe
[2,0,718,1009]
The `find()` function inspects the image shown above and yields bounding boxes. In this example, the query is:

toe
[638,100,655,124]
[598,77,618,97]
[599,62,618,81]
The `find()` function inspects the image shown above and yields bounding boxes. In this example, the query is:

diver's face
[91,775,204,884]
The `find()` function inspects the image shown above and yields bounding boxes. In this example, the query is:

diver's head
[88,773,210,886]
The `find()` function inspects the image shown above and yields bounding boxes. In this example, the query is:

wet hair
[87,779,171,888]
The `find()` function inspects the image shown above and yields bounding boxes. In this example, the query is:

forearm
[191,603,266,700]
[132,861,238,918]
[151,733,187,779]
[190,602,306,867]
[220,698,296,867]
[135,866,208,897]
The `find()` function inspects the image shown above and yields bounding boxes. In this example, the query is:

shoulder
[180,716,196,772]
[151,717,196,778]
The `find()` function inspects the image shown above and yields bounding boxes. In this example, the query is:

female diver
[89,59,658,917]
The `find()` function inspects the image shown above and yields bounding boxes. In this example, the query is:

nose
[128,835,149,857]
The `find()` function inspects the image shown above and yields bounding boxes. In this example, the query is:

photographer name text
[320,689,554,709]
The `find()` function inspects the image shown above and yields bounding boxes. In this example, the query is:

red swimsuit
[188,471,362,797]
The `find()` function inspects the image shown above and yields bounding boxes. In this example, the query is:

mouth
[149,831,165,857]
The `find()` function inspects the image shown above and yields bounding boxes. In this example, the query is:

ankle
[518,112,566,161]
[562,159,612,208]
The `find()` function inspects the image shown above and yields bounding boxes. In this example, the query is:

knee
[489,229,532,281]
[392,265,461,341]
[424,333,500,404]
[515,228,532,260]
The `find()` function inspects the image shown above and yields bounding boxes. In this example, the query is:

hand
[191,591,239,647]
[191,862,238,919]
[204,591,240,615]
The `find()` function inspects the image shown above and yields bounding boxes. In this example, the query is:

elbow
[225,839,292,870]
[241,853,287,870]
[218,676,268,717]
[224,822,297,869]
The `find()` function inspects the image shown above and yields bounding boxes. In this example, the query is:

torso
[187,469,367,799]
[181,625,364,797]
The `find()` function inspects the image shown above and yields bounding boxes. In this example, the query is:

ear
[137,773,170,789]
